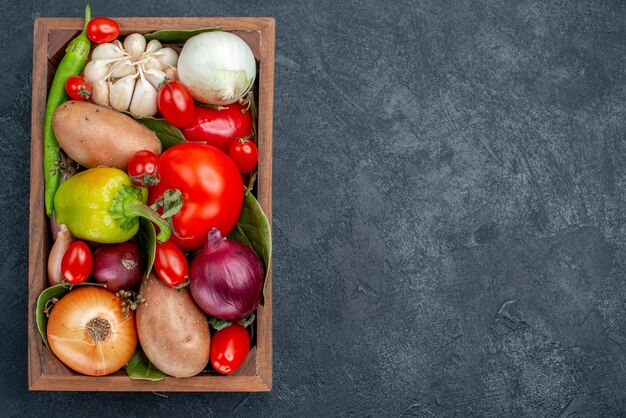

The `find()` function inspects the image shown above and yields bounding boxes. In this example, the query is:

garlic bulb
[82,33,179,116]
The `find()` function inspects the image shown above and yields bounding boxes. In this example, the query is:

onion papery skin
[189,230,264,321]
[92,241,145,291]
[177,32,256,106]
[47,287,138,376]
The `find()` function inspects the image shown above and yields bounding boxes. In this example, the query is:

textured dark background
[1,0,625,416]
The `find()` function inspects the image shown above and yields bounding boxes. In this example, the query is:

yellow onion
[47,286,138,376]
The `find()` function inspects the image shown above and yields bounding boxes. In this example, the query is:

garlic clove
[145,39,163,54]
[129,78,158,117]
[143,55,165,71]
[164,67,178,81]
[48,224,72,286]
[109,58,137,79]
[110,74,137,111]
[83,59,111,82]
[144,69,168,90]
[91,42,126,60]
[91,80,111,107]
[124,33,147,61]
[154,47,179,68]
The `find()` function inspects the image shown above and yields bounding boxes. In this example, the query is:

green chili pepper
[54,167,171,244]
[43,4,92,216]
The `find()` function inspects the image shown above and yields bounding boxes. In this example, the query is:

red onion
[190,228,264,320]
[92,241,145,291]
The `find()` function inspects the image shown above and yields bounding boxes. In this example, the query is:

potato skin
[136,273,211,378]
[52,101,161,170]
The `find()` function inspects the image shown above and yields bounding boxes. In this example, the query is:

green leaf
[36,283,106,349]
[143,26,223,43]
[123,112,186,150]
[126,348,166,381]
[36,284,72,349]
[227,192,272,305]
[138,218,157,279]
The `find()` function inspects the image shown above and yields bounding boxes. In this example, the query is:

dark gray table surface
[2,0,625,416]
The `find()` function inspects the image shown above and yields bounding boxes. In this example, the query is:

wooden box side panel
[29,17,274,392]
[254,18,275,390]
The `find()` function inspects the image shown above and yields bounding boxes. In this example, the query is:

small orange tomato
[47,286,137,376]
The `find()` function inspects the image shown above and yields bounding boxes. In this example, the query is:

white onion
[177,31,256,105]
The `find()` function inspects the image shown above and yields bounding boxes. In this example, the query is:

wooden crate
[28,17,274,392]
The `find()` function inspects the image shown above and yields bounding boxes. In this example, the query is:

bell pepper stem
[124,199,171,243]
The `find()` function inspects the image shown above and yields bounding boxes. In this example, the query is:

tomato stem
[173,277,190,290]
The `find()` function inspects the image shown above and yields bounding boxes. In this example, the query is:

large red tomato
[180,101,253,152]
[148,143,244,250]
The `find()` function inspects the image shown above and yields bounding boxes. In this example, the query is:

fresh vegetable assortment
[37,7,271,380]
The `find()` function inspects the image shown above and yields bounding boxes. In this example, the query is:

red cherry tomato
[211,324,251,375]
[148,143,244,250]
[61,241,92,284]
[154,241,189,287]
[228,137,258,174]
[157,81,195,128]
[65,76,92,101]
[86,17,120,44]
[180,101,253,152]
[127,150,160,187]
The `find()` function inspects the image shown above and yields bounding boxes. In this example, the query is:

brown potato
[52,101,161,170]
[136,273,211,378]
